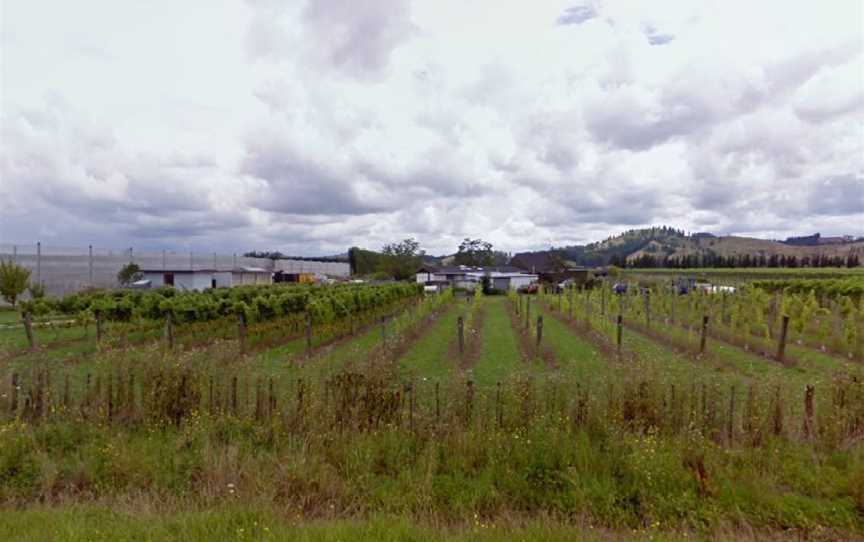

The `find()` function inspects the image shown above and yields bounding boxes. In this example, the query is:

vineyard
[1,278,863,540]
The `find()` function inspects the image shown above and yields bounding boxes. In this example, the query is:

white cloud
[1,0,862,256]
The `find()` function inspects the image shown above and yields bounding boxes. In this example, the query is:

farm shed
[415,266,537,291]
[140,269,219,290]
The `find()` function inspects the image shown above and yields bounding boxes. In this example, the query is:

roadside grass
[471,297,541,387]
[0,507,690,542]
[397,303,461,380]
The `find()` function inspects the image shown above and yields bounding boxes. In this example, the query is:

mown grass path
[396,302,461,380]
[471,297,540,387]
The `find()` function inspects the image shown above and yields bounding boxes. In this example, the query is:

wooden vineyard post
[9,373,18,414]
[727,385,735,445]
[457,316,465,357]
[616,315,623,357]
[409,382,415,432]
[525,297,531,330]
[558,292,562,313]
[268,378,276,417]
[305,312,313,358]
[568,286,574,321]
[465,380,474,425]
[699,315,709,356]
[164,312,174,350]
[296,378,304,416]
[237,312,247,355]
[515,295,520,315]
[95,310,103,344]
[381,316,387,349]
[776,315,790,365]
[536,316,543,348]
[643,290,651,328]
[720,293,727,327]
[803,385,815,439]
[63,374,70,409]
[22,312,35,350]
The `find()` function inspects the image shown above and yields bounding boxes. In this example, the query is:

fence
[0,243,350,297]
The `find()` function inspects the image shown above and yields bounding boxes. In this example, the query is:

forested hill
[539,226,864,268]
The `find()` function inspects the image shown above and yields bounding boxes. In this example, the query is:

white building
[415,266,537,291]
[140,266,272,290]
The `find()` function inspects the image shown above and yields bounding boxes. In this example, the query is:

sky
[1,0,862,256]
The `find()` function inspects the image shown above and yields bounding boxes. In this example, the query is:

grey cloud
[557,5,596,26]
[301,0,414,79]
[808,175,864,216]
[242,142,390,216]
[643,26,675,46]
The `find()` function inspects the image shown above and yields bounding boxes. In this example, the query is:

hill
[528,227,863,268]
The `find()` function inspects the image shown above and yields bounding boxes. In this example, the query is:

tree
[0,259,31,307]
[454,238,494,267]
[381,238,424,280]
[118,263,143,286]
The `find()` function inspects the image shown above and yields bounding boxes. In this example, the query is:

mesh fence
[0,244,350,296]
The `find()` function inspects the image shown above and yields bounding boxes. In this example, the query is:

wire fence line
[0,243,350,297]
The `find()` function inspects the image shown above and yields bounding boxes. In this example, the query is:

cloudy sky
[1,0,862,255]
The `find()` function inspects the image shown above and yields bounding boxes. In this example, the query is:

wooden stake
[803,385,815,439]
[699,315,709,355]
[616,314,623,357]
[22,312,35,350]
[164,312,174,350]
[457,316,465,357]
[776,315,790,365]
[536,315,543,348]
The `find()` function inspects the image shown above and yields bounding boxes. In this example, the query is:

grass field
[1,285,863,540]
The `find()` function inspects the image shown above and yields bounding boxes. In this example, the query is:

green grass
[0,507,690,541]
[397,303,460,380]
[470,297,538,387]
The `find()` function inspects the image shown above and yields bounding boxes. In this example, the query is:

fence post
[568,286,574,320]
[525,296,531,330]
[9,373,17,414]
[95,310,103,344]
[237,312,247,354]
[22,312,35,350]
[457,316,464,357]
[164,312,174,349]
[305,312,313,358]
[727,385,735,444]
[776,315,790,365]
[699,315,709,355]
[643,289,651,328]
[536,316,543,347]
[616,315,623,357]
[803,385,815,439]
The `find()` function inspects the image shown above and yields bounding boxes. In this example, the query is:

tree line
[620,252,861,269]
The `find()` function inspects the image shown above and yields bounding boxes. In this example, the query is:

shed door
[164,273,174,286]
